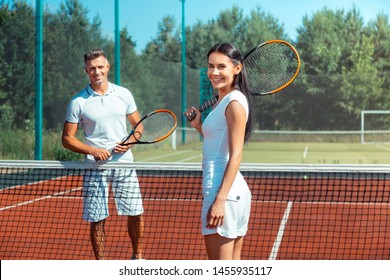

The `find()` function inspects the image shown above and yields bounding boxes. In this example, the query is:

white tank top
[201,90,250,201]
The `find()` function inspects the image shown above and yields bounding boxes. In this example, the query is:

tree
[239,6,287,52]
[43,0,108,129]
[367,13,390,110]
[186,6,287,69]
[0,0,35,129]
[339,34,384,123]
[116,27,166,115]
[143,15,181,62]
[295,7,371,130]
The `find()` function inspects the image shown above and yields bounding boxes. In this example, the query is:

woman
[185,43,254,260]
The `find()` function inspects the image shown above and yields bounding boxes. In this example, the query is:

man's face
[85,56,110,87]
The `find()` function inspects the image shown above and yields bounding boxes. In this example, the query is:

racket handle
[185,95,219,121]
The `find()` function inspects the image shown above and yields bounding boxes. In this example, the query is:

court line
[302,145,308,158]
[0,187,82,211]
[141,150,194,161]
[375,144,390,152]
[179,154,203,162]
[268,201,293,260]
[0,175,70,192]
[52,198,389,206]
[2,195,388,212]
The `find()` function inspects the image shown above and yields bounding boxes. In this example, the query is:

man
[62,49,144,260]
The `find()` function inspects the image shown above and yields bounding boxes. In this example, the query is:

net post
[361,110,365,144]
[172,129,177,150]
[35,0,43,160]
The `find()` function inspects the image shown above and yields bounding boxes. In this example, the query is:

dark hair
[83,49,107,65]
[207,43,254,142]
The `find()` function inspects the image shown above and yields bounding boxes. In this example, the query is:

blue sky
[29,0,389,53]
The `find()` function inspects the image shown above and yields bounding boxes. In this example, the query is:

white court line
[3,194,387,211]
[302,145,308,158]
[179,154,202,162]
[142,150,193,162]
[252,200,390,206]
[0,187,82,211]
[0,175,71,192]
[375,144,390,152]
[269,201,293,260]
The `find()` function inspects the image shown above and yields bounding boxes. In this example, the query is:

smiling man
[62,49,145,260]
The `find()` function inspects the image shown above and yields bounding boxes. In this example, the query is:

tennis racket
[186,39,300,121]
[120,109,176,145]
[103,109,177,157]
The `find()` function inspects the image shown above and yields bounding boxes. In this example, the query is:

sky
[28,0,389,53]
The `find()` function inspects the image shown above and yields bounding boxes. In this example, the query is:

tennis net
[1,160,389,260]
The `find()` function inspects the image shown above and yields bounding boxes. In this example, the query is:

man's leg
[128,215,145,259]
[90,219,106,260]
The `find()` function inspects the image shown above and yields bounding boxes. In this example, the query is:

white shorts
[82,168,144,222]
[201,192,251,238]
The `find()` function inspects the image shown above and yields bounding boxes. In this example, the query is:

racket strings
[136,112,176,142]
[245,42,299,94]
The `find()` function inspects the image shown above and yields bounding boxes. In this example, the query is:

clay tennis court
[1,165,390,260]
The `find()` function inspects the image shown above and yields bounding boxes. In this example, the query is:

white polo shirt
[65,82,137,162]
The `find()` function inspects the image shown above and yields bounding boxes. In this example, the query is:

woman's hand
[184,107,203,134]
[206,196,226,228]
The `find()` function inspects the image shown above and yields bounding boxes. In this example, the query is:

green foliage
[43,0,107,129]
[0,128,83,160]
[0,103,14,129]
[51,144,83,161]
[340,35,385,117]
[294,7,390,130]
[0,0,35,128]
[0,128,35,159]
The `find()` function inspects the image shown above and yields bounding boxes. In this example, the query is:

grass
[3,128,390,164]
[133,141,390,164]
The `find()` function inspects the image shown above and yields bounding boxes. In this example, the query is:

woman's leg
[204,233,237,260]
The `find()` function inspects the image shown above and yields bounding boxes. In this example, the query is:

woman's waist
[202,157,228,167]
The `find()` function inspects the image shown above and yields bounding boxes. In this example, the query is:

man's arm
[127,111,142,128]
[62,122,111,160]
[122,111,142,146]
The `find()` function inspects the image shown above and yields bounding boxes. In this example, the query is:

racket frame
[244,39,301,96]
[120,109,177,146]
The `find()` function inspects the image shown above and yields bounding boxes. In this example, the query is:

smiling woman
[183,42,255,260]
[207,52,242,95]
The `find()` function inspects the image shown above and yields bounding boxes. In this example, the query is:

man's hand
[91,147,112,161]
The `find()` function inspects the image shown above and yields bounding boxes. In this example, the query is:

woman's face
[207,52,242,95]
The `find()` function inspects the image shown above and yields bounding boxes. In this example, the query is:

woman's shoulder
[226,90,248,104]
[225,90,249,113]
[226,89,245,99]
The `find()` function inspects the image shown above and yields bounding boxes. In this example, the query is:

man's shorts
[82,168,144,222]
